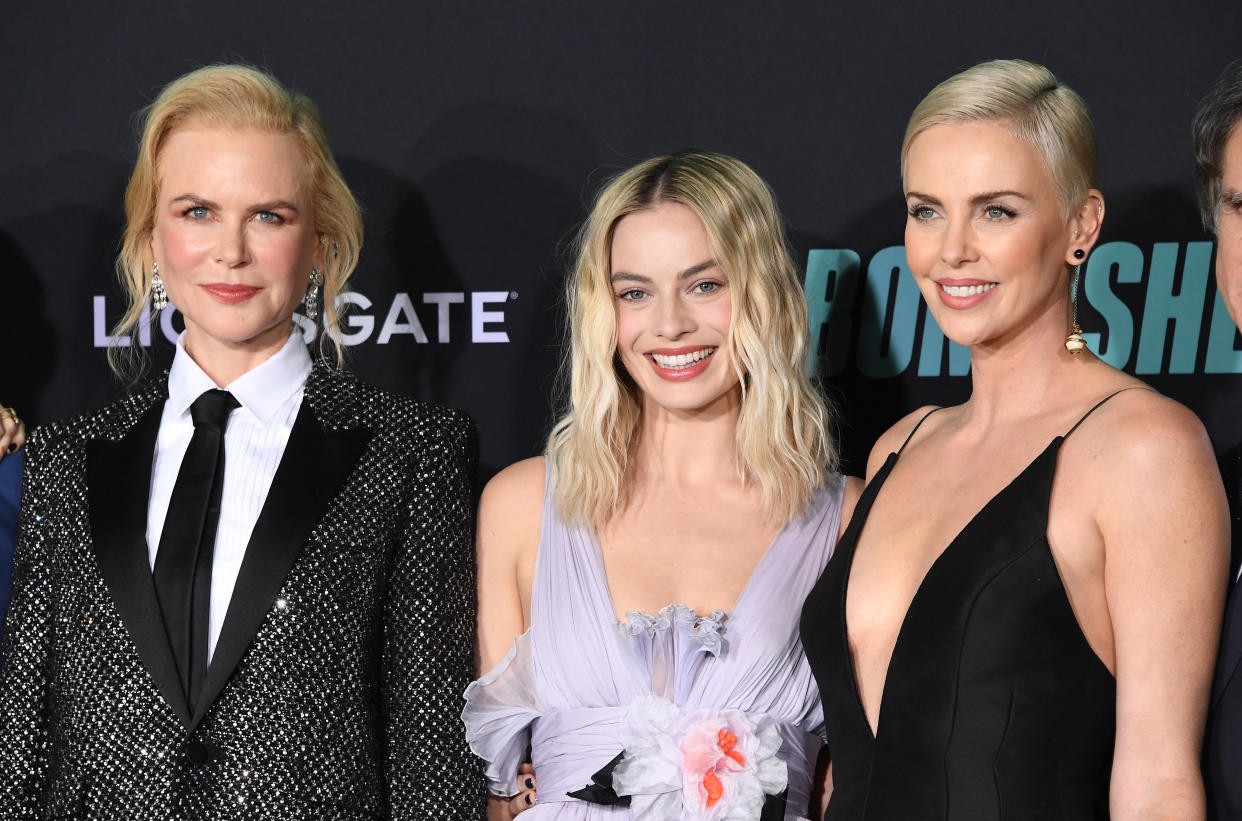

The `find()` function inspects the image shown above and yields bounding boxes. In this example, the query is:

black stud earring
[1073,248,1085,260]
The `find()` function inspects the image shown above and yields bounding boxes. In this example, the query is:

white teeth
[940,282,998,297]
[651,347,716,369]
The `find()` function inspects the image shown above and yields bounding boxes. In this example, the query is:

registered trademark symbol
[509,291,519,300]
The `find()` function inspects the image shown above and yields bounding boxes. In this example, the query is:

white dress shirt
[146,331,311,664]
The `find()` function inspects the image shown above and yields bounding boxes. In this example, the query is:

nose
[940,216,976,268]
[216,219,251,268]
[654,293,696,339]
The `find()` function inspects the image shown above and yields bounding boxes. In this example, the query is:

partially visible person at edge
[800,59,1228,819]
[0,404,25,636]
[464,150,862,820]
[0,65,485,819]
[1196,58,1242,821]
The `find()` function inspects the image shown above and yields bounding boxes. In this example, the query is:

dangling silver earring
[304,267,324,321]
[1065,261,1085,354]
[150,262,169,311]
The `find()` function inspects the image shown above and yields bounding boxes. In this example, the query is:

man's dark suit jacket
[1207,446,1242,820]
[0,364,486,819]
[0,448,20,633]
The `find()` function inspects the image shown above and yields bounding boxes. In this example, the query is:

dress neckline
[586,515,791,628]
[839,436,1065,740]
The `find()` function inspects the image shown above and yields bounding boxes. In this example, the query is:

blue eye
[185,206,209,220]
[616,288,646,301]
[693,281,721,294]
[256,211,282,223]
[908,205,936,220]
[984,204,1016,220]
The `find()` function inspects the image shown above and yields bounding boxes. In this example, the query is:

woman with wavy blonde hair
[466,150,860,820]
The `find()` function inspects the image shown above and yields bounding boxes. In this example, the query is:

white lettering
[423,292,464,343]
[93,296,130,347]
[472,291,510,343]
[336,292,375,345]
[378,293,429,344]
[137,305,152,346]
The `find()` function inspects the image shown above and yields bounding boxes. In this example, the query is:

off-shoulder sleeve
[462,628,542,796]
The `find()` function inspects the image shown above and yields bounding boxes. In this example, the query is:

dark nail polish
[525,777,533,789]
[525,794,532,806]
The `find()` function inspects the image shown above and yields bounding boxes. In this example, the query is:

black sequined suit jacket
[0,363,487,820]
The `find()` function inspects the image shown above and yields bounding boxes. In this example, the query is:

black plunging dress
[801,401,1119,820]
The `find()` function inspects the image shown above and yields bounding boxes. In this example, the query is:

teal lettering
[1081,241,1143,367]
[856,246,920,378]
[917,309,971,376]
[1204,285,1242,373]
[805,249,860,376]
[1135,242,1211,374]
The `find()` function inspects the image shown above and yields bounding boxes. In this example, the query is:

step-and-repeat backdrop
[3,3,1241,478]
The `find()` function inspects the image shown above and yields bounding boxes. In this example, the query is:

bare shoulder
[1072,387,1214,471]
[865,405,943,480]
[1066,387,1222,526]
[477,456,546,559]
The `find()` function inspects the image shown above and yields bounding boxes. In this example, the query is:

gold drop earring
[1066,248,1086,354]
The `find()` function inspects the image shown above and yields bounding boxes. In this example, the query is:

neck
[963,299,1088,427]
[182,322,293,387]
[630,387,743,488]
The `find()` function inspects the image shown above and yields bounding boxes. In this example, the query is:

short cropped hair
[111,64,363,377]
[546,150,837,527]
[1192,60,1242,234]
[901,59,1097,219]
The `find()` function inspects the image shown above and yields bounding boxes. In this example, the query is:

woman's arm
[476,456,545,819]
[1093,396,1228,819]
[382,409,488,819]
[0,428,54,820]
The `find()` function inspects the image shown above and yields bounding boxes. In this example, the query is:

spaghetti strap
[1063,387,1154,439]
[897,407,946,456]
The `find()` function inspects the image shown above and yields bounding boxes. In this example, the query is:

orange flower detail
[702,769,724,807]
[718,729,746,766]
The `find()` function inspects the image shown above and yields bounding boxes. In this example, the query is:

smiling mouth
[649,347,717,369]
[940,282,997,297]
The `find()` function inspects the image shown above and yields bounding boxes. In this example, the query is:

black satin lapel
[87,401,192,728]
[1212,581,1242,710]
[191,402,370,728]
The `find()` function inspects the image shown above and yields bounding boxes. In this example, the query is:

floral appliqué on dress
[611,696,788,820]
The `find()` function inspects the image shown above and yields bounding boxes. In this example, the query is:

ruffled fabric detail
[462,629,541,796]
[619,604,726,657]
[610,696,788,820]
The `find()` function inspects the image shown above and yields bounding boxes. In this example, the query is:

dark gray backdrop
[4,2,1241,478]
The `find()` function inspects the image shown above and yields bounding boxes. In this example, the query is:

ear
[1065,190,1105,266]
[314,233,330,270]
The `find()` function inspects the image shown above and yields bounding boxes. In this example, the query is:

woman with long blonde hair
[466,149,860,820]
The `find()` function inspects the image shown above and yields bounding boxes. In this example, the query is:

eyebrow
[610,259,720,284]
[905,190,1027,204]
[169,194,301,214]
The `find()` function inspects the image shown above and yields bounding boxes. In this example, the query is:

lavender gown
[463,471,845,820]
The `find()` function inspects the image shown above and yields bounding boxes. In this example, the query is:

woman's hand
[0,405,25,459]
[487,763,537,820]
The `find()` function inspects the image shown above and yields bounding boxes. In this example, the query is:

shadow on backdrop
[341,103,600,478]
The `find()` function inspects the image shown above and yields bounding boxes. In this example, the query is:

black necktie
[153,389,239,711]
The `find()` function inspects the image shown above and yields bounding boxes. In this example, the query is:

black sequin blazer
[0,363,487,820]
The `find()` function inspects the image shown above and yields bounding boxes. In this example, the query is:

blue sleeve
[0,449,22,635]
